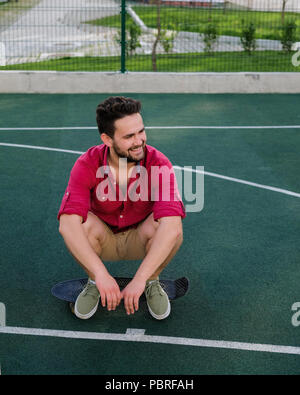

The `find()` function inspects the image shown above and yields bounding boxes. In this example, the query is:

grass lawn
[86,6,300,41]
[1,51,299,72]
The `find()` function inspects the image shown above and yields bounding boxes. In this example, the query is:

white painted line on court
[0,127,96,131]
[0,125,300,131]
[0,142,84,155]
[125,328,146,336]
[0,325,300,356]
[1,142,299,199]
[0,303,6,327]
[0,303,5,375]
[173,166,300,198]
[148,125,300,130]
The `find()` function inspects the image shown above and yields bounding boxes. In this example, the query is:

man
[58,96,185,320]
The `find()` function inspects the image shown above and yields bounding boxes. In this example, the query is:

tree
[151,0,161,72]
[281,0,288,25]
[208,0,213,22]
[223,1,229,15]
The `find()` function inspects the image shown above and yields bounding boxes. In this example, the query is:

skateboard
[51,277,189,313]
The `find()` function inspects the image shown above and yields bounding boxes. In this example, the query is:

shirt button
[120,215,123,218]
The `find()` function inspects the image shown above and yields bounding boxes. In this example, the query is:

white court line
[148,125,300,130]
[0,326,300,356]
[0,303,6,327]
[0,125,300,131]
[1,142,300,198]
[173,166,300,198]
[0,127,96,131]
[0,142,84,155]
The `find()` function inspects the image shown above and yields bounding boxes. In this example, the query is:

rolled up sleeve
[152,162,186,221]
[57,157,95,223]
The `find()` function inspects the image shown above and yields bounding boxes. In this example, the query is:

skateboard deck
[51,277,189,304]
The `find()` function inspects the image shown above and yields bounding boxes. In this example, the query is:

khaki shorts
[99,221,147,261]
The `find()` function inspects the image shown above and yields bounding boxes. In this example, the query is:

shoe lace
[145,280,165,298]
[83,281,99,298]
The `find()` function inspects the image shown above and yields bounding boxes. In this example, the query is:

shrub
[281,20,297,53]
[240,22,256,55]
[160,23,178,54]
[115,23,142,56]
[202,23,218,54]
[127,23,142,56]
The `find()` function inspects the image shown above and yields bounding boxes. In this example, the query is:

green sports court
[0,92,300,375]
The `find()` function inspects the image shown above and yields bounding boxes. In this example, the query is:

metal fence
[0,0,299,72]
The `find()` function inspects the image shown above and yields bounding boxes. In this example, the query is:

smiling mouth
[130,146,143,153]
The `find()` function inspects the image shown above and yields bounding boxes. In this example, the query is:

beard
[112,141,146,163]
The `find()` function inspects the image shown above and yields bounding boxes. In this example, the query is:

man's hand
[121,278,146,315]
[95,272,122,311]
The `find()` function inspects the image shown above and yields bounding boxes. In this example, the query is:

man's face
[110,113,147,163]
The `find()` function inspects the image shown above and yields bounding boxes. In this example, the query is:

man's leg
[135,214,183,320]
[65,212,118,319]
[68,211,116,279]
[136,213,183,280]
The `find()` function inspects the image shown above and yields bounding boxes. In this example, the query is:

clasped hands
[95,273,146,315]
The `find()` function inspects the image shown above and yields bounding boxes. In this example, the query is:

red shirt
[58,144,185,233]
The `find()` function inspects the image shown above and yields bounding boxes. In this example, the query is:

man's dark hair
[96,96,141,138]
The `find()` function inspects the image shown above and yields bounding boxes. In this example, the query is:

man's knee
[137,213,159,246]
[169,226,183,251]
[145,218,183,253]
[176,229,183,247]
[82,212,108,246]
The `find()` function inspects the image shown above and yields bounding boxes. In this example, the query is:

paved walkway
[0,0,121,64]
[0,0,282,65]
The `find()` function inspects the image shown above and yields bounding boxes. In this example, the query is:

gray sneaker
[145,280,171,320]
[74,279,100,319]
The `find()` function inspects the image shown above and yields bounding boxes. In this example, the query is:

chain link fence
[0,0,299,72]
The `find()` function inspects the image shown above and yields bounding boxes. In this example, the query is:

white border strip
[0,326,300,356]
[1,142,299,198]
[0,125,300,131]
[0,71,299,94]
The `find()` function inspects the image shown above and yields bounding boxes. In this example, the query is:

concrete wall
[229,0,300,12]
[0,71,299,93]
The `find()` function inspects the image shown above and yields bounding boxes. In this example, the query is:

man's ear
[101,133,113,147]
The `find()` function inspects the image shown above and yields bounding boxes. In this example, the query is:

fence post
[120,0,126,73]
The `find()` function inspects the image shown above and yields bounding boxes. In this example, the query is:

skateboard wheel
[69,302,75,314]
